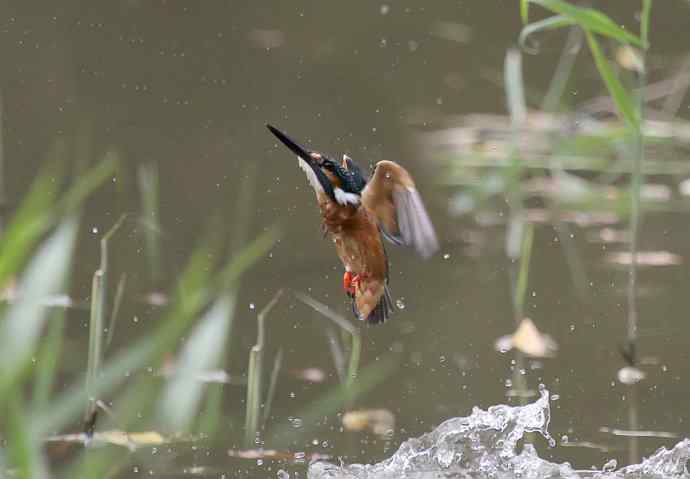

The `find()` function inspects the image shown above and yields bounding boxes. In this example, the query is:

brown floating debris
[495,318,558,358]
[46,430,182,451]
[227,449,330,463]
[342,409,395,436]
[143,291,169,307]
[604,251,683,266]
[616,45,645,74]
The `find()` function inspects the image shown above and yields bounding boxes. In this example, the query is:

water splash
[307,389,690,479]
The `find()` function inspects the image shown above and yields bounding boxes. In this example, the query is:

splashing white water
[307,388,690,479]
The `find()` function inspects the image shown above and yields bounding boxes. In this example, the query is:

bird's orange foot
[343,271,356,298]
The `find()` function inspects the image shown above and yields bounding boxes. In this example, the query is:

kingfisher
[267,124,438,324]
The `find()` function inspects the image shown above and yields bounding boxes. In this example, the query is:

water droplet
[396,298,406,309]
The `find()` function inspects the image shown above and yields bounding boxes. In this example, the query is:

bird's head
[267,124,366,204]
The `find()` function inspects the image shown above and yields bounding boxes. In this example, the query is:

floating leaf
[342,409,395,436]
[495,318,558,358]
[616,45,645,73]
[288,368,327,384]
[617,366,646,385]
[46,430,189,451]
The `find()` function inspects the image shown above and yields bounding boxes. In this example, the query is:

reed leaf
[528,0,643,47]
[585,31,640,131]
[0,217,78,395]
[159,293,237,431]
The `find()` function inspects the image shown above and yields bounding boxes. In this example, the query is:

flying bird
[267,124,438,324]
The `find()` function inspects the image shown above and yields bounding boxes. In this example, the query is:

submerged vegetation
[1,1,689,478]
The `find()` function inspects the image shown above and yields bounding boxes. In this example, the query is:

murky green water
[2,2,690,477]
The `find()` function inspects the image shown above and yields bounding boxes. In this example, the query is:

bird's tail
[352,284,393,325]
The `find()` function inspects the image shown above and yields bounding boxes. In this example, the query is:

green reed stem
[244,290,283,446]
[627,0,651,348]
[84,215,126,427]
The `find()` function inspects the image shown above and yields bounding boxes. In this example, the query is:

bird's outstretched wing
[361,161,439,259]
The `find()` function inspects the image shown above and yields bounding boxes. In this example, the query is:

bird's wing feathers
[362,162,439,259]
[392,187,439,259]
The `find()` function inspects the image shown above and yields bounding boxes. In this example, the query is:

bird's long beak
[266,124,314,163]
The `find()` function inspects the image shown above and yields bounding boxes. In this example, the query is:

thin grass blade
[85,215,126,425]
[138,162,163,282]
[57,151,119,215]
[585,31,640,131]
[105,273,127,350]
[640,0,652,49]
[514,223,534,318]
[520,0,530,24]
[244,290,284,445]
[262,347,284,427]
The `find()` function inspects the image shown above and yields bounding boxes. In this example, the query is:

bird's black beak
[266,124,314,164]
